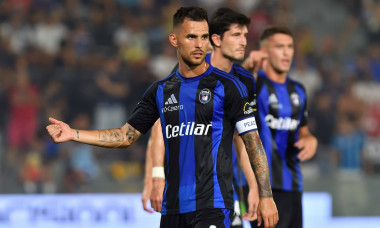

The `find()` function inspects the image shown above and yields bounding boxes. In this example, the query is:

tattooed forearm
[98,128,124,144]
[76,130,79,139]
[125,126,139,143]
[241,131,273,198]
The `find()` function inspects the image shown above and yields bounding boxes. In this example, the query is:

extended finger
[142,199,154,213]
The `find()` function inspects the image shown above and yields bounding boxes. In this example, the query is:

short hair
[173,6,208,29]
[209,8,250,46]
[259,26,294,45]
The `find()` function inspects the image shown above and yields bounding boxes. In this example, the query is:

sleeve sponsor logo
[243,102,254,114]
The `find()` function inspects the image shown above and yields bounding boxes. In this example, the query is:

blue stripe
[223,209,232,228]
[257,85,273,184]
[213,69,248,97]
[274,83,292,190]
[178,80,198,213]
[212,81,225,208]
[295,85,306,190]
[157,83,169,214]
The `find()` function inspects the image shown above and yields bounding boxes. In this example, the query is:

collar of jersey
[176,64,214,82]
[257,69,289,85]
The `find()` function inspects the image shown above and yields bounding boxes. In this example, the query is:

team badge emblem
[290,93,300,106]
[199,88,211,104]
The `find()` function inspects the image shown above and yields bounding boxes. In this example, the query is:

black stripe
[262,77,283,189]
[286,81,301,190]
[195,76,218,210]
[163,79,181,212]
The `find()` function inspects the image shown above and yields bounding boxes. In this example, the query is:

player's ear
[211,34,221,48]
[169,33,178,48]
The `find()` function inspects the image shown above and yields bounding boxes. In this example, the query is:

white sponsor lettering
[236,117,257,134]
[265,114,299,130]
[166,122,212,139]
[161,105,184,113]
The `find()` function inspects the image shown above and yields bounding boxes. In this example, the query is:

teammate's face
[170,19,209,67]
[220,24,248,61]
[262,33,294,74]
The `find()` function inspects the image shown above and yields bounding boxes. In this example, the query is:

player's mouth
[281,59,290,66]
[192,51,204,58]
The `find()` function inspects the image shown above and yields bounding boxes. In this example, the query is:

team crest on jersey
[199,89,211,104]
[290,93,300,106]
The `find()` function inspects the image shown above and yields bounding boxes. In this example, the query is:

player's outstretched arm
[149,120,165,213]
[295,126,318,162]
[233,131,259,221]
[46,117,142,148]
[241,130,278,228]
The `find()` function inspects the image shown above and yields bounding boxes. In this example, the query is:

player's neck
[265,65,287,84]
[210,51,233,73]
[178,59,208,78]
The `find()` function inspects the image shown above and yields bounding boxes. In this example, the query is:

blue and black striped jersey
[128,64,258,214]
[205,53,255,188]
[256,70,308,192]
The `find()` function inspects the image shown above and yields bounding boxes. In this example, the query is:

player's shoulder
[233,63,254,79]
[143,71,178,94]
[288,76,307,91]
[210,67,249,97]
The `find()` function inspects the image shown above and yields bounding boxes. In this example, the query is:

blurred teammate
[246,26,318,228]
[46,7,278,228]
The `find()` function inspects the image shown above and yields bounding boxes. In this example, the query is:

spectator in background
[0,11,33,54]
[290,55,322,104]
[6,56,39,162]
[148,42,177,80]
[32,9,68,57]
[368,42,380,82]
[94,55,129,130]
[331,113,366,175]
[62,113,99,193]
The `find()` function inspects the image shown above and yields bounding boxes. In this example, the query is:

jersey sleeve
[300,96,308,127]
[127,83,160,134]
[225,82,258,135]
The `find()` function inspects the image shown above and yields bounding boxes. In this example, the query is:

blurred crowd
[0,0,379,194]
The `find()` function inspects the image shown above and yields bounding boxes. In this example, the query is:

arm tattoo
[98,128,124,143]
[125,126,139,143]
[242,131,273,198]
[76,130,79,139]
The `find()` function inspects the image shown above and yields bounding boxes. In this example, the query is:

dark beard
[182,55,203,67]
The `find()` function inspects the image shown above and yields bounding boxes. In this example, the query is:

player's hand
[46,117,74,143]
[150,177,165,212]
[295,135,318,162]
[242,50,268,73]
[242,187,259,221]
[257,197,278,228]
[141,178,154,213]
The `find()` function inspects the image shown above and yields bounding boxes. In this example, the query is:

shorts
[251,190,303,228]
[160,208,234,228]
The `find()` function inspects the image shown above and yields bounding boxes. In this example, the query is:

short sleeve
[225,82,258,135]
[127,83,160,134]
